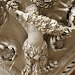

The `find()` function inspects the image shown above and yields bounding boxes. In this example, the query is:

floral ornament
[0,40,19,74]
[6,1,18,11]
[6,0,23,12]
[0,41,17,62]
[30,0,55,8]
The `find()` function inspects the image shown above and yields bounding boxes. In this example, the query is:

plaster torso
[25,24,44,47]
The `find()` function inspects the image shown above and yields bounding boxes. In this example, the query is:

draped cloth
[22,39,48,75]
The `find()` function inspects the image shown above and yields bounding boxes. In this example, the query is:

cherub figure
[6,1,74,75]
[16,4,56,75]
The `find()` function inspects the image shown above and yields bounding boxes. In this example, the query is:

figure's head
[25,4,39,15]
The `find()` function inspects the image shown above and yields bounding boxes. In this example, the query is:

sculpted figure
[15,4,72,75]
[6,0,75,75]
[7,3,59,75]
[16,4,55,75]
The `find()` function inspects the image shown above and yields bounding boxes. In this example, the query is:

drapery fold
[0,13,27,72]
